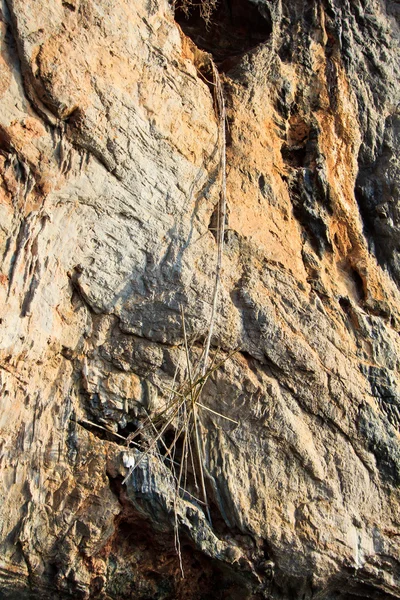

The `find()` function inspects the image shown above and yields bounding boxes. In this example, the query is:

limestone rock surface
[0,0,400,598]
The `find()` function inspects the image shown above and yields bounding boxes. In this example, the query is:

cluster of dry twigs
[121,309,237,492]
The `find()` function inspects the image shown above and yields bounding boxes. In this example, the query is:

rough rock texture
[0,0,400,598]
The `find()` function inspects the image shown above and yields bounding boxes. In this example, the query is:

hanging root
[121,59,231,574]
[200,60,227,378]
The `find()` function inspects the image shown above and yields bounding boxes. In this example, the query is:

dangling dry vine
[122,22,231,575]
[199,61,227,379]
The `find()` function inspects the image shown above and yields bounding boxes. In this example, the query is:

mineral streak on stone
[0,0,400,598]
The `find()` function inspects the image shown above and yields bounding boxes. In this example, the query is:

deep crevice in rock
[350,267,366,303]
[281,144,307,168]
[117,420,141,441]
[339,296,351,316]
[174,0,272,71]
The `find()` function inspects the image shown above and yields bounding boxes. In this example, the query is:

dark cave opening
[174,0,272,69]
[350,267,366,302]
[118,420,140,439]
[281,144,308,168]
[339,296,352,316]
[159,426,185,465]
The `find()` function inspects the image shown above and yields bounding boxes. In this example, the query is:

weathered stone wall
[0,0,399,598]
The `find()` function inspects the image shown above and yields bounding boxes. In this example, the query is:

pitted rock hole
[175,0,272,70]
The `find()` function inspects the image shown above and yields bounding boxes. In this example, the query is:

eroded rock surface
[0,0,400,598]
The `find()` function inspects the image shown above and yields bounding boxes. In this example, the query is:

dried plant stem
[181,306,212,523]
[196,402,238,424]
[122,398,186,484]
[121,56,233,575]
[201,61,227,379]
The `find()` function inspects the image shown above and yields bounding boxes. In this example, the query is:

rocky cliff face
[1,0,400,598]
